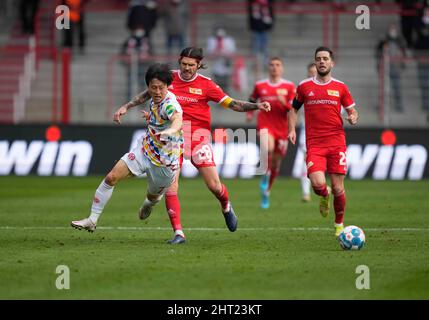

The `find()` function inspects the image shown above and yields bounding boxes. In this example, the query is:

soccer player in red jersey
[246,57,296,209]
[114,47,271,244]
[288,47,359,237]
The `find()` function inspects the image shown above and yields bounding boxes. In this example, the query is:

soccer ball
[338,226,365,250]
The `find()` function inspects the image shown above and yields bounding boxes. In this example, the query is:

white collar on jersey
[312,76,333,85]
[268,78,286,87]
[178,70,198,82]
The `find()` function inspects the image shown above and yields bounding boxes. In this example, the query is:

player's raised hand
[347,110,359,125]
[258,101,271,112]
[140,110,150,122]
[113,105,128,124]
[288,130,296,145]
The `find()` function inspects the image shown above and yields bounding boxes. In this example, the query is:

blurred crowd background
[0,0,428,128]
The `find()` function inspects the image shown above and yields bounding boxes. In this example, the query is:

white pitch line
[0,226,428,232]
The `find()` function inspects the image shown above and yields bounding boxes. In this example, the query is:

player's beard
[181,69,196,80]
[317,66,331,77]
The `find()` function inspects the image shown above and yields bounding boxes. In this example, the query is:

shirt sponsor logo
[327,90,340,97]
[306,99,338,105]
[189,87,202,95]
[176,95,198,103]
[277,88,288,95]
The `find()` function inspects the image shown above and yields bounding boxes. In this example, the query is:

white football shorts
[120,146,175,196]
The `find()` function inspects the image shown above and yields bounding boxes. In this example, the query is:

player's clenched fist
[347,110,359,125]
[258,101,271,112]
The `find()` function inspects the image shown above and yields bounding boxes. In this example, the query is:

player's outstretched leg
[71,160,130,233]
[71,179,114,232]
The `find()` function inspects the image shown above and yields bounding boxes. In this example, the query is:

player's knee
[332,185,345,196]
[311,180,325,190]
[105,171,119,186]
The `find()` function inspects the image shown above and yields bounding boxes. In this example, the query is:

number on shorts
[339,151,347,166]
[197,145,212,161]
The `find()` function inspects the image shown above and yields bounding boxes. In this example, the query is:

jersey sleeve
[163,101,182,120]
[207,80,229,104]
[341,84,356,109]
[292,84,304,110]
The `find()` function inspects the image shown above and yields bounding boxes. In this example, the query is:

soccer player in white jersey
[71,63,184,241]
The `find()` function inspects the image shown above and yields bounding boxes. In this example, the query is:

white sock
[175,230,185,237]
[144,194,162,208]
[301,176,311,197]
[301,161,311,197]
[90,180,114,223]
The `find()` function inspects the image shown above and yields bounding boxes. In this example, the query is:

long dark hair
[179,47,207,69]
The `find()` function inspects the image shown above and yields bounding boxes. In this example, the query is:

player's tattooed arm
[113,90,150,124]
[226,99,271,113]
[246,97,257,122]
[126,90,150,109]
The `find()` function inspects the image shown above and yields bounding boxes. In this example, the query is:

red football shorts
[306,145,347,175]
[258,127,288,157]
[181,129,216,169]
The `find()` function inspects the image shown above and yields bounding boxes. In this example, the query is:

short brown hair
[315,46,334,60]
[269,56,283,63]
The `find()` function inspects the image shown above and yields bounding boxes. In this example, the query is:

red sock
[334,191,346,224]
[313,185,328,197]
[165,192,182,232]
[268,168,279,191]
[215,184,229,212]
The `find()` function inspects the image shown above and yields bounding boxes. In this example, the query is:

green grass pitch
[0,176,428,299]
